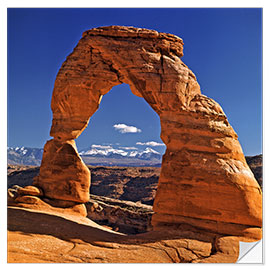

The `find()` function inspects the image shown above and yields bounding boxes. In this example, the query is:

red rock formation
[31,26,261,239]
[35,139,90,203]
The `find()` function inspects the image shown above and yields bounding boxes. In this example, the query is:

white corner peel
[237,240,263,263]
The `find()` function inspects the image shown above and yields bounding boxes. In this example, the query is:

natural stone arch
[34,26,262,238]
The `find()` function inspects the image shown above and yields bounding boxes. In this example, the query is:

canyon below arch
[8,26,262,263]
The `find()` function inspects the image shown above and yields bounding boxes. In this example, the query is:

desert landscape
[7,153,262,262]
[7,22,262,264]
[8,154,262,234]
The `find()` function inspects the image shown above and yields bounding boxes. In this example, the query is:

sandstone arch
[34,26,262,238]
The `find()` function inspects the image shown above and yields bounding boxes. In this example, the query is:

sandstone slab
[10,195,87,217]
[8,206,242,263]
[16,185,43,196]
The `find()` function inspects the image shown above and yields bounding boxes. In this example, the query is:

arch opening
[77,83,165,200]
[76,83,165,234]
[76,83,165,159]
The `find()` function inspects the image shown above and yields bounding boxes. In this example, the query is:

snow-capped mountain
[79,147,129,158]
[79,145,161,160]
[7,147,44,166]
[131,147,161,160]
[7,145,163,166]
[79,145,162,166]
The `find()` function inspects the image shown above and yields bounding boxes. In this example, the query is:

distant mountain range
[7,147,44,166]
[7,145,163,167]
[7,146,263,173]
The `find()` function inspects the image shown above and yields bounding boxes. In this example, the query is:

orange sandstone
[29,26,262,238]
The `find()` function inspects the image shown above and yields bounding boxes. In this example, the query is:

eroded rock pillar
[34,139,90,203]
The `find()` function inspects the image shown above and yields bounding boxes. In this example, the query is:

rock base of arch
[152,213,262,241]
[33,139,90,203]
[8,185,88,217]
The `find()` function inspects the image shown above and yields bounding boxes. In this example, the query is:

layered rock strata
[31,26,262,239]
[86,194,154,234]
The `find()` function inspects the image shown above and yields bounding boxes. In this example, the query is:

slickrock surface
[8,206,246,263]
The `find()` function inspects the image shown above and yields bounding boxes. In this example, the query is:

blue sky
[7,8,262,155]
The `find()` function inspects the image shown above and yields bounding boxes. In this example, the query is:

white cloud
[113,124,142,134]
[92,144,112,149]
[136,141,165,147]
